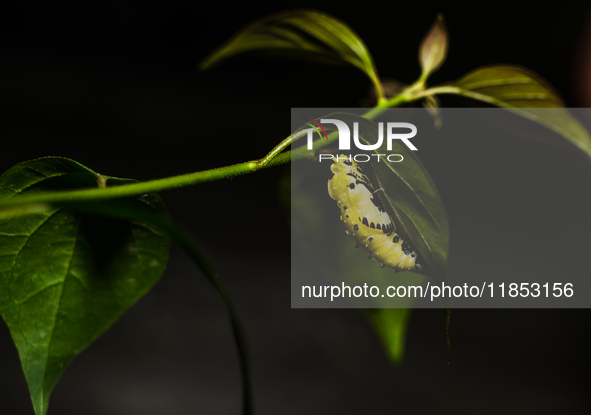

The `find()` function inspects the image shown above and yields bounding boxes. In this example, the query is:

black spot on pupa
[387,233,392,237]
[368,237,373,242]
[411,254,415,258]
[393,235,400,243]
[376,223,381,230]
[367,254,373,259]
[402,242,413,255]
[343,206,348,211]
[346,215,349,218]
[349,183,355,189]
[370,222,375,229]
[402,242,411,255]
[362,217,369,227]
[354,224,359,231]
[343,159,353,166]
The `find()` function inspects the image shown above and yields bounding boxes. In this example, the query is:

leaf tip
[366,308,411,366]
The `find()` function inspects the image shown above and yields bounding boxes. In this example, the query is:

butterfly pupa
[327,155,422,272]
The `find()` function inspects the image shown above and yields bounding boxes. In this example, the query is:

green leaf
[199,9,384,101]
[292,114,450,280]
[291,112,449,362]
[291,162,421,359]
[329,113,449,283]
[360,109,451,359]
[435,65,591,159]
[0,157,171,415]
[291,115,447,285]
[64,198,254,415]
[419,14,448,81]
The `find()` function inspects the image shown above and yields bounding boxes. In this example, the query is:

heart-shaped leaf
[200,9,384,100]
[433,65,591,160]
[0,157,171,415]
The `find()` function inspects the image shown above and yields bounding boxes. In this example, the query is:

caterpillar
[328,155,423,272]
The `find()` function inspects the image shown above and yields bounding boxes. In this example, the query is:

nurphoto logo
[299,118,418,163]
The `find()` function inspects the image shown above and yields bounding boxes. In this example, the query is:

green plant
[1,9,589,415]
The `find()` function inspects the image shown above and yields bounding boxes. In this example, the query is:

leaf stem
[170,225,254,415]
[371,74,387,105]
[258,128,310,168]
[362,80,428,119]
[363,94,411,119]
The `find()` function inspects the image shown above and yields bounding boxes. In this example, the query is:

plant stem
[363,80,429,119]
[0,86,423,211]
[0,72,430,415]
[371,74,386,105]
[363,94,411,119]
[0,151,294,209]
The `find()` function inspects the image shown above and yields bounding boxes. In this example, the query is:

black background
[2,1,591,414]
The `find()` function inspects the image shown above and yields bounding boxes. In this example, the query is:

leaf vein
[7,210,59,303]
[14,281,64,305]
[41,219,81,410]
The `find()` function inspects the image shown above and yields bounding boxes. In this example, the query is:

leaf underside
[446,65,591,159]
[199,9,382,95]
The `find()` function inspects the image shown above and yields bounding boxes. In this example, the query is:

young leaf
[0,157,171,415]
[419,14,448,82]
[430,65,591,160]
[200,9,385,101]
